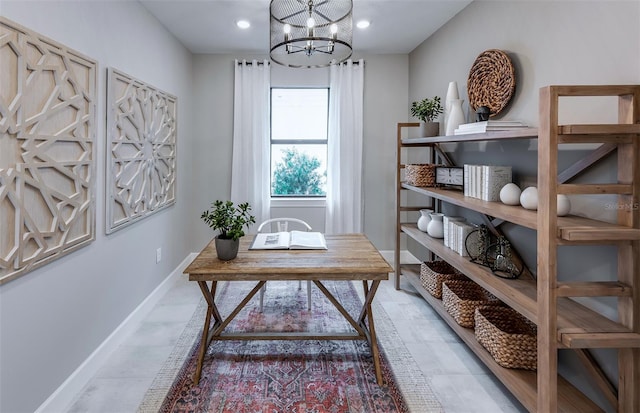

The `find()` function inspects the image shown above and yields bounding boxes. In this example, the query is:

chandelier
[270,0,353,68]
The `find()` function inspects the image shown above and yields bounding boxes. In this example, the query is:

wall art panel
[0,17,97,284]
[106,68,177,233]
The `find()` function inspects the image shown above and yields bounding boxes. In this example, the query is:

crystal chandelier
[270,0,353,68]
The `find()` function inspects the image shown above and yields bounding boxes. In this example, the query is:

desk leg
[195,302,212,384]
[362,280,384,386]
[194,281,219,385]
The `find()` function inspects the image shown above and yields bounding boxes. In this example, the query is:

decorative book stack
[463,164,512,202]
[443,216,475,257]
[454,120,528,135]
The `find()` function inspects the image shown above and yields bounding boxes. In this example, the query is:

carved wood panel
[106,68,177,233]
[0,17,97,284]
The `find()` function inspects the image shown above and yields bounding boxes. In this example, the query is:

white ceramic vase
[417,209,433,232]
[445,99,465,136]
[445,81,460,127]
[427,212,445,238]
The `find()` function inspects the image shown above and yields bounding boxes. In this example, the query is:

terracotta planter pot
[215,236,239,261]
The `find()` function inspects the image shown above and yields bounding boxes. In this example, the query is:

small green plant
[201,200,256,241]
[410,96,444,122]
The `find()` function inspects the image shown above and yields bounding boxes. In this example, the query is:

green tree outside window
[272,147,325,196]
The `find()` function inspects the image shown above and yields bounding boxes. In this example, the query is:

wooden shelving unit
[394,85,640,412]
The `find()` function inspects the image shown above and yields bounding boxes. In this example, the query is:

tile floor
[66,271,527,413]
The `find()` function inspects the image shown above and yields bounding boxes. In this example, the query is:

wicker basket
[405,164,437,187]
[475,306,537,370]
[442,280,502,328]
[420,260,466,299]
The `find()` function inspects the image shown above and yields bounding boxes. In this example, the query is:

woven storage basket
[475,306,537,370]
[405,164,437,187]
[442,280,502,328]
[420,260,466,299]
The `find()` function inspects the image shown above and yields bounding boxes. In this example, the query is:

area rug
[138,280,443,413]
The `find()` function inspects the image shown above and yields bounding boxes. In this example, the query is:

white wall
[0,2,195,412]
[191,53,409,250]
[407,1,640,411]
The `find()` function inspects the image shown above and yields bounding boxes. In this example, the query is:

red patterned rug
[157,280,408,413]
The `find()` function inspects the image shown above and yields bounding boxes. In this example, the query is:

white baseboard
[378,249,420,268]
[35,253,198,413]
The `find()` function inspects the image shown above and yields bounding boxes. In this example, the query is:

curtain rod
[235,60,269,66]
[339,60,363,66]
[235,60,363,66]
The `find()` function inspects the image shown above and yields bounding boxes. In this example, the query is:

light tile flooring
[66,273,527,413]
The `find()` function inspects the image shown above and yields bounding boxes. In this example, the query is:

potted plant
[201,200,256,260]
[411,96,444,137]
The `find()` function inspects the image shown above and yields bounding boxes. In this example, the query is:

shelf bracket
[575,348,618,411]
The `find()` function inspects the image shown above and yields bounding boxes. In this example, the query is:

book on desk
[250,231,328,250]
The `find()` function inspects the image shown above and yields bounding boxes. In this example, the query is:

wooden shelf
[402,268,603,413]
[400,184,640,242]
[401,127,538,145]
[401,224,633,345]
[559,124,640,135]
[395,85,640,413]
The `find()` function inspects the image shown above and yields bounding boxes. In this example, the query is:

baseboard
[378,249,421,268]
[35,253,198,413]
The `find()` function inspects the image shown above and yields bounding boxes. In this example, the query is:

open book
[250,231,328,250]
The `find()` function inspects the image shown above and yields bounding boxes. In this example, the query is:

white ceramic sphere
[557,194,571,216]
[520,187,538,210]
[499,183,522,205]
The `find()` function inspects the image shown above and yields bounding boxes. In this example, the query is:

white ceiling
[138,0,472,55]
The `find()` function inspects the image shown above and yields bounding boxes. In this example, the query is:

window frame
[269,87,330,199]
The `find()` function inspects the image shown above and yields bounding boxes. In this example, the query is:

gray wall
[0,2,195,412]
[191,53,409,250]
[409,0,640,126]
[407,1,640,411]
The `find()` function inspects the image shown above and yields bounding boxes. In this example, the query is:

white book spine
[481,165,490,201]
[463,164,469,197]
[447,217,465,252]
[443,216,450,248]
[469,165,476,198]
[458,223,474,256]
[475,165,483,200]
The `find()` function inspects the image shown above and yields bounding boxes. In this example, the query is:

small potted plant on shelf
[411,96,444,137]
[201,200,256,261]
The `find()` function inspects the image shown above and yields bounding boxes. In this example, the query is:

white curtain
[231,59,271,230]
[325,59,364,234]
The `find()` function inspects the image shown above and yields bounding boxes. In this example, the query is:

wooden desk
[184,233,393,385]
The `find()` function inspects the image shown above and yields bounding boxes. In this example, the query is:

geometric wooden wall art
[105,68,177,233]
[0,17,97,284]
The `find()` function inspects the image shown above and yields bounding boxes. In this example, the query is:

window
[270,88,328,197]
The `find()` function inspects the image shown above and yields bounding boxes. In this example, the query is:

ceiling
[138,0,472,55]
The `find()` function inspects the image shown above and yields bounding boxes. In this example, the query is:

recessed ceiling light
[356,20,370,29]
[237,20,251,29]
